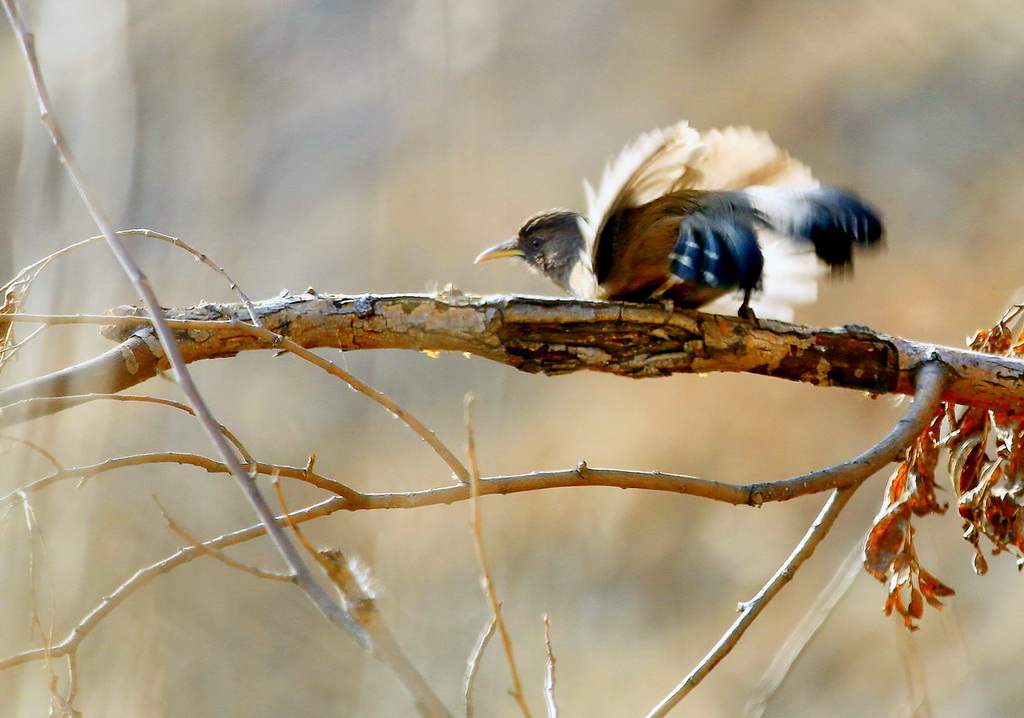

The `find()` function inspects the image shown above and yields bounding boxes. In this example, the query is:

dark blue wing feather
[743,186,884,269]
[669,208,763,291]
[802,188,883,267]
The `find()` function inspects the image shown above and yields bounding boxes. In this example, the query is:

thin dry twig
[271,473,324,558]
[0,433,64,472]
[0,452,346,513]
[7,393,255,464]
[117,229,263,326]
[152,495,293,583]
[0,229,261,326]
[745,538,865,717]
[259,329,471,484]
[649,487,857,718]
[645,360,952,717]
[0,0,361,643]
[47,671,79,718]
[543,615,558,718]
[464,395,532,718]
[21,495,73,715]
[0,323,48,367]
[464,617,497,718]
[0,495,346,672]
[65,652,79,716]
[21,498,54,644]
[6,424,954,521]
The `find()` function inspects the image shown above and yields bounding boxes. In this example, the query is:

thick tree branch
[0,291,1017,428]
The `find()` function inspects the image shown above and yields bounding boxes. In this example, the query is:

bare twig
[0,495,347,672]
[260,330,471,484]
[115,229,263,326]
[645,360,952,717]
[543,615,558,718]
[745,538,865,717]
[21,498,55,643]
[648,487,857,718]
[0,229,261,326]
[0,324,48,367]
[152,495,293,583]
[464,617,497,718]
[4,414,955,519]
[0,433,64,472]
[271,473,323,556]
[464,395,532,718]
[0,0,361,643]
[21,496,69,714]
[65,652,79,715]
[0,453,355,514]
[6,393,254,463]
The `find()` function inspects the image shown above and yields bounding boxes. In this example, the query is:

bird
[474,121,883,321]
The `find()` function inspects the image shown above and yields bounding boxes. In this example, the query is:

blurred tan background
[1,0,1023,715]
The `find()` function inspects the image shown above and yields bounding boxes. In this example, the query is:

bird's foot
[737,303,760,328]
[737,288,760,327]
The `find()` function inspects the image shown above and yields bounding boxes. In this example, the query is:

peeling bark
[1,291,1021,428]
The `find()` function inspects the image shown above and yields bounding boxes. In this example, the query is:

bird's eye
[530,238,541,248]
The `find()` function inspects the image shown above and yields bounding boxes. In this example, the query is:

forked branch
[646,360,951,716]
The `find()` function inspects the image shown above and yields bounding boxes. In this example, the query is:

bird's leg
[737,288,759,325]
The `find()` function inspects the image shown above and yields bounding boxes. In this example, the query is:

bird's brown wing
[596,192,699,300]
[599,191,769,308]
[582,122,703,287]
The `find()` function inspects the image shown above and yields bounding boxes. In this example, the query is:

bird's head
[474,209,586,293]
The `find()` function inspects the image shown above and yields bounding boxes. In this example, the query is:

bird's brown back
[596,190,705,302]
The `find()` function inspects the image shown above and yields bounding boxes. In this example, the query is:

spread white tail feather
[742,186,817,237]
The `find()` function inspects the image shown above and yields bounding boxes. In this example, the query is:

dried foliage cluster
[865,305,1024,629]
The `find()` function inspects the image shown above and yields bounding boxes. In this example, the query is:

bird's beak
[474,238,524,264]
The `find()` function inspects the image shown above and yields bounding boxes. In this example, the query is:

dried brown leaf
[864,505,909,580]
[908,587,924,620]
[866,406,952,629]
[917,567,955,608]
